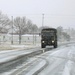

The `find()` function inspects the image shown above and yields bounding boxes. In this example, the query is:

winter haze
[0,0,75,28]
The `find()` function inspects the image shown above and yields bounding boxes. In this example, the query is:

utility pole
[11,16,13,44]
[42,14,44,28]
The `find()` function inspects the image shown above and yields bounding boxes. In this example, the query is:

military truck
[41,28,57,48]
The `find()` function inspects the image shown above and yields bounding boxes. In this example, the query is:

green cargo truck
[41,28,57,48]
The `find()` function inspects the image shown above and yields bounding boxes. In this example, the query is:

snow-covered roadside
[62,60,74,75]
[62,46,75,75]
[38,43,75,75]
[0,50,31,63]
[0,41,74,66]
[0,43,40,51]
[11,44,40,50]
[0,41,75,75]
[0,44,40,63]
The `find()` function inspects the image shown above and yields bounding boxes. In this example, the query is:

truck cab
[41,28,57,48]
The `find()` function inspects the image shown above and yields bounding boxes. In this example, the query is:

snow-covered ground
[9,42,75,75]
[0,41,72,63]
[0,42,75,75]
[11,42,75,75]
[38,43,75,75]
[0,44,40,63]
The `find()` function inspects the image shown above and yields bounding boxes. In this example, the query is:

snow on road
[38,44,75,75]
[0,45,40,63]
[0,42,75,75]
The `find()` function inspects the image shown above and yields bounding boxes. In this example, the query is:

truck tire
[41,43,45,48]
[54,42,57,48]
[54,45,57,48]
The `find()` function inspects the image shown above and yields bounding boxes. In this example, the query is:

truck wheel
[54,45,57,48]
[41,43,45,48]
[54,43,57,48]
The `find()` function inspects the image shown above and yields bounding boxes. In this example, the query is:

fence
[0,34,41,45]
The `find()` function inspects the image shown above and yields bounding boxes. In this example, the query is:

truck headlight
[52,40,54,43]
[42,41,45,43]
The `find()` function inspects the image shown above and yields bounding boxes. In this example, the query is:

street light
[11,16,13,44]
[42,14,44,28]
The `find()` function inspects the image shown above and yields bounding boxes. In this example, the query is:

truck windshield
[42,32,54,36]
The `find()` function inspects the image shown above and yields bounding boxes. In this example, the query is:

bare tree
[14,17,27,44]
[32,24,38,33]
[27,20,33,33]
[0,12,10,33]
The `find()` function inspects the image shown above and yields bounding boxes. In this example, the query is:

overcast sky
[0,0,75,29]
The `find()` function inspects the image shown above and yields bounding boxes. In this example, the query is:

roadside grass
[0,35,41,51]
[0,45,17,50]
